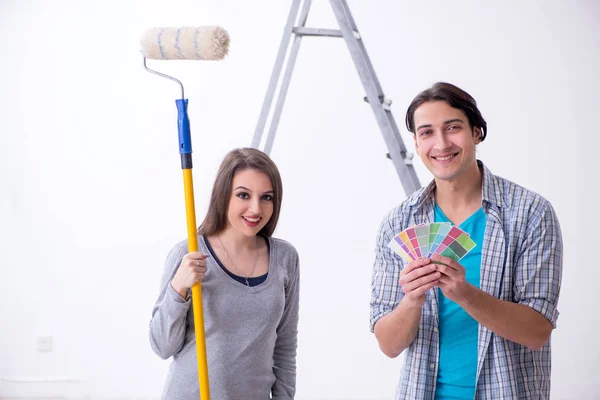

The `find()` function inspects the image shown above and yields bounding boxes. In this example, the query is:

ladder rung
[387,152,415,165]
[364,95,392,110]
[293,27,343,37]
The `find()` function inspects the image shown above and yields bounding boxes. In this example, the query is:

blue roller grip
[176,99,192,154]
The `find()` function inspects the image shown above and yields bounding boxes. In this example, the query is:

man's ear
[474,127,482,144]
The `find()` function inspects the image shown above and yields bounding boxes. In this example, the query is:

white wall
[1,0,598,399]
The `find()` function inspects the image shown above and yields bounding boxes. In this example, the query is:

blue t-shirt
[434,205,486,400]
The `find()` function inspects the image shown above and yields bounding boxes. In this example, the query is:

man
[370,82,563,399]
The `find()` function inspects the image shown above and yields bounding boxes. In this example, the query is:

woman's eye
[236,192,249,199]
[262,194,273,201]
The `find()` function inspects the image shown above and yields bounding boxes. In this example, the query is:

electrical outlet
[36,334,53,352]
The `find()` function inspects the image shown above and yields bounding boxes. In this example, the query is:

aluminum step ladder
[251,0,421,196]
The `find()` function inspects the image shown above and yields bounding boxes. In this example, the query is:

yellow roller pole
[173,95,210,399]
[183,168,210,399]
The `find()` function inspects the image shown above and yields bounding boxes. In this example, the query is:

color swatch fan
[388,223,477,263]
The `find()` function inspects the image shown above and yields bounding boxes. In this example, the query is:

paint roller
[141,26,229,61]
[140,26,230,400]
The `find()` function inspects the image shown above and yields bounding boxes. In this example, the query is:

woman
[149,148,299,400]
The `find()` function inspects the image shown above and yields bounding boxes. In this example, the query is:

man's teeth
[243,216,260,223]
[435,155,455,161]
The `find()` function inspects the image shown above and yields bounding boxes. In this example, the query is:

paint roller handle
[176,99,193,169]
[176,99,192,154]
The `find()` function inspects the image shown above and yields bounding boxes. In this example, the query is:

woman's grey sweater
[149,235,300,400]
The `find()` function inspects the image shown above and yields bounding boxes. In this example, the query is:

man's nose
[434,131,450,149]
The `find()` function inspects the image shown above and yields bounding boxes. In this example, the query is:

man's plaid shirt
[370,161,563,399]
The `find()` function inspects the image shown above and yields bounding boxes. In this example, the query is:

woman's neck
[215,227,259,252]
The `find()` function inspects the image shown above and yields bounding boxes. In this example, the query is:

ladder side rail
[252,0,304,148]
[263,0,314,154]
[384,108,422,194]
[329,0,422,194]
[329,0,386,97]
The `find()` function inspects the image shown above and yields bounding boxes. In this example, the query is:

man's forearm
[374,298,423,358]
[458,285,553,350]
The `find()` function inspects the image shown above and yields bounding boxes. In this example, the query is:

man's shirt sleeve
[513,202,563,328]
[370,209,406,332]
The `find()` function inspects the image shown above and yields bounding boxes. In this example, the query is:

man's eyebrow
[416,118,465,131]
[443,118,465,125]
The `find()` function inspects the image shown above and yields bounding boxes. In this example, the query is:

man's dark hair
[405,82,487,141]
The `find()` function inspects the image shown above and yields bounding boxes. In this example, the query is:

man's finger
[413,280,439,297]
[402,257,432,275]
[430,254,460,270]
[404,263,437,283]
[437,276,450,285]
[434,263,454,277]
[405,271,440,292]
[400,264,435,286]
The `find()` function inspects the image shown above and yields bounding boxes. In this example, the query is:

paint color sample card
[426,223,451,257]
[387,223,477,263]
